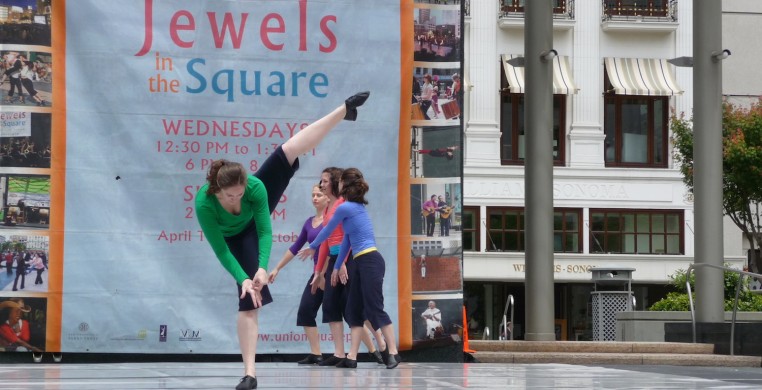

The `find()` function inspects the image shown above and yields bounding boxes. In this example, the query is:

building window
[487,208,524,251]
[604,94,668,167]
[603,0,670,19]
[500,91,566,166]
[554,209,581,253]
[589,210,683,254]
[487,207,581,252]
[500,0,570,16]
[462,206,480,251]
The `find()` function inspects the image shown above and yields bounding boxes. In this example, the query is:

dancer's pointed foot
[344,91,370,121]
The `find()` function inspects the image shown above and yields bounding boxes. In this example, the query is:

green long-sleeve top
[195,175,272,284]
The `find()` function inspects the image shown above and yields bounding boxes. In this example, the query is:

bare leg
[346,326,364,360]
[360,322,376,352]
[281,104,347,165]
[329,321,346,358]
[304,326,321,355]
[380,323,398,355]
[237,309,260,377]
[281,91,369,165]
[363,320,386,351]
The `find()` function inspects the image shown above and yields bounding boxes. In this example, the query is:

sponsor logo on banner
[66,322,99,341]
[160,325,167,342]
[110,329,148,341]
[0,111,31,137]
[179,329,202,342]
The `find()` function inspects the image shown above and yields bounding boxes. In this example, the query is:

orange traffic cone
[463,305,475,353]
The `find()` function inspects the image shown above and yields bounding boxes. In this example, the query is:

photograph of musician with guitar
[437,195,452,237]
[421,195,439,237]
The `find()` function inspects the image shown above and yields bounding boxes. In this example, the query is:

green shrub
[648,267,762,312]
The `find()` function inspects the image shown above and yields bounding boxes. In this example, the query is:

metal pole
[523,0,555,341]
[693,0,724,323]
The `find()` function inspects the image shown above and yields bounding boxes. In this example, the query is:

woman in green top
[195,92,369,390]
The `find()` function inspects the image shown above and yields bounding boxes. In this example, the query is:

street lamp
[505,49,558,67]
[668,49,731,67]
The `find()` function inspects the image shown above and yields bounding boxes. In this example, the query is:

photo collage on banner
[409,0,463,351]
[0,0,53,354]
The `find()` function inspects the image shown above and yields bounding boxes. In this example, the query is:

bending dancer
[267,184,328,365]
[195,92,370,390]
[300,168,401,369]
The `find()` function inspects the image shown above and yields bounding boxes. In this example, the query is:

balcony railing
[602,0,678,22]
[498,0,575,20]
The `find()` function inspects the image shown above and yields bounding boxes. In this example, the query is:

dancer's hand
[241,278,264,308]
[310,271,325,294]
[331,270,339,287]
[268,268,279,284]
[338,263,348,285]
[297,248,315,260]
[250,288,263,308]
[252,268,268,291]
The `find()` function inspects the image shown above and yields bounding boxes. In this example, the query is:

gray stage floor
[1,362,762,389]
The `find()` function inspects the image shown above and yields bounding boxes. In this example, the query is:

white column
[464,0,501,167]
[568,0,605,168]
[479,205,487,253]
[674,1,693,119]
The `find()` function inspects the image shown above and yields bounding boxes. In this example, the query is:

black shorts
[225,145,299,312]
[321,254,347,323]
[345,250,392,330]
[296,274,324,327]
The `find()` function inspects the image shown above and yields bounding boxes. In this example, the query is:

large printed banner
[1,0,407,354]
[1,0,465,357]
[61,0,402,354]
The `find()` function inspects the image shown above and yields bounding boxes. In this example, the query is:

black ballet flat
[318,355,343,366]
[335,357,357,368]
[380,347,390,365]
[344,91,370,121]
[235,375,257,390]
[297,354,323,365]
[386,354,401,369]
[371,350,384,364]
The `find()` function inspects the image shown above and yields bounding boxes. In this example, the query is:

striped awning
[500,54,579,95]
[604,57,683,96]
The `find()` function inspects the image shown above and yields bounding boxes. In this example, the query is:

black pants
[7,77,22,97]
[419,100,432,120]
[439,217,450,237]
[426,215,436,236]
[13,267,25,290]
[321,255,347,323]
